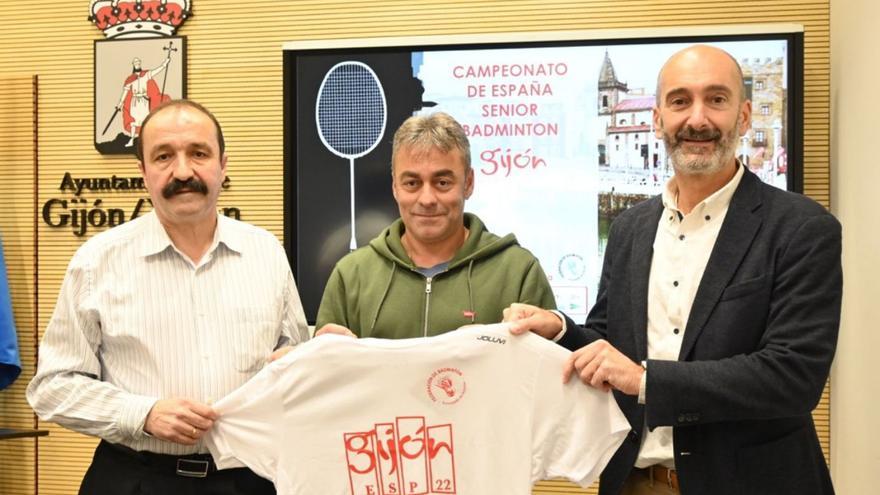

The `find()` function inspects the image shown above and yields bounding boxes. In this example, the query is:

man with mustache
[504,45,841,494]
[310,112,556,339]
[28,99,309,494]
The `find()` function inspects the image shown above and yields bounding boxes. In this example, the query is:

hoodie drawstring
[466,259,475,323]
[369,261,396,334]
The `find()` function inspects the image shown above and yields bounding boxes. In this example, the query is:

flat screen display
[284,29,803,324]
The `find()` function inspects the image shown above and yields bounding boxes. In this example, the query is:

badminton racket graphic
[316,61,387,251]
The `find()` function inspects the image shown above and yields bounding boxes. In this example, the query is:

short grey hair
[391,112,471,173]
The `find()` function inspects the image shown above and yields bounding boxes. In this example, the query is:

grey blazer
[560,167,841,495]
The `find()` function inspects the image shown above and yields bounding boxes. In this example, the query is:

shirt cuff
[549,310,568,342]
[120,395,159,439]
[638,361,647,404]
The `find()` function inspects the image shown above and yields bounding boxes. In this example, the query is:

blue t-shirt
[415,261,450,278]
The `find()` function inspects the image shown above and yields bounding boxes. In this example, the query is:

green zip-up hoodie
[316,213,556,339]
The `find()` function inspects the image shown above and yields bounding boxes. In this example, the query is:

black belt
[101,440,218,478]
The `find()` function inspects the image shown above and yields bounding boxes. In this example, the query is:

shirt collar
[661,162,745,218]
[138,211,243,257]
[214,215,244,254]
[139,211,174,257]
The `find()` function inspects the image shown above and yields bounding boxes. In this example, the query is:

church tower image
[597,51,628,166]
[598,50,629,116]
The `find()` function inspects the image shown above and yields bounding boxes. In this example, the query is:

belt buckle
[176,458,209,478]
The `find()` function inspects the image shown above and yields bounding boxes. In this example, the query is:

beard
[661,118,741,175]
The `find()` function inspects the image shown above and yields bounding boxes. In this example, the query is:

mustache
[162,178,208,198]
[675,126,722,142]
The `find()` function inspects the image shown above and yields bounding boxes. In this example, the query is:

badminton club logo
[426,367,466,405]
[558,253,586,281]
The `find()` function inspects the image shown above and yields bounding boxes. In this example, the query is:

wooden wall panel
[0,1,831,494]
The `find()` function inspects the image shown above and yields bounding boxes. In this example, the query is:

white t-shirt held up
[205,323,629,495]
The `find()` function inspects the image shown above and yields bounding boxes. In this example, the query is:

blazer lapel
[678,169,764,360]
[630,198,662,361]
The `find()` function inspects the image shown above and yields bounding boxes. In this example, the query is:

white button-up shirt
[27,211,309,455]
[635,165,744,468]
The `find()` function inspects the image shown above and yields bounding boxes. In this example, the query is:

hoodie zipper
[423,277,433,337]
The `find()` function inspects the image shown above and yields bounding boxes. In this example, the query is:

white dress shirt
[27,211,309,455]
[635,165,744,468]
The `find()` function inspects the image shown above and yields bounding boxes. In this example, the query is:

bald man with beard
[503,45,841,495]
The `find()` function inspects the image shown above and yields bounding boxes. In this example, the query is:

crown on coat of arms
[89,0,192,39]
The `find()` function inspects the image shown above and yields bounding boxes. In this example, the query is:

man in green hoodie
[315,112,556,339]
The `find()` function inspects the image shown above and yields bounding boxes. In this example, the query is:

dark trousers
[79,440,275,495]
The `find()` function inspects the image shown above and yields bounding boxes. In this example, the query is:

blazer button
[677,414,686,423]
